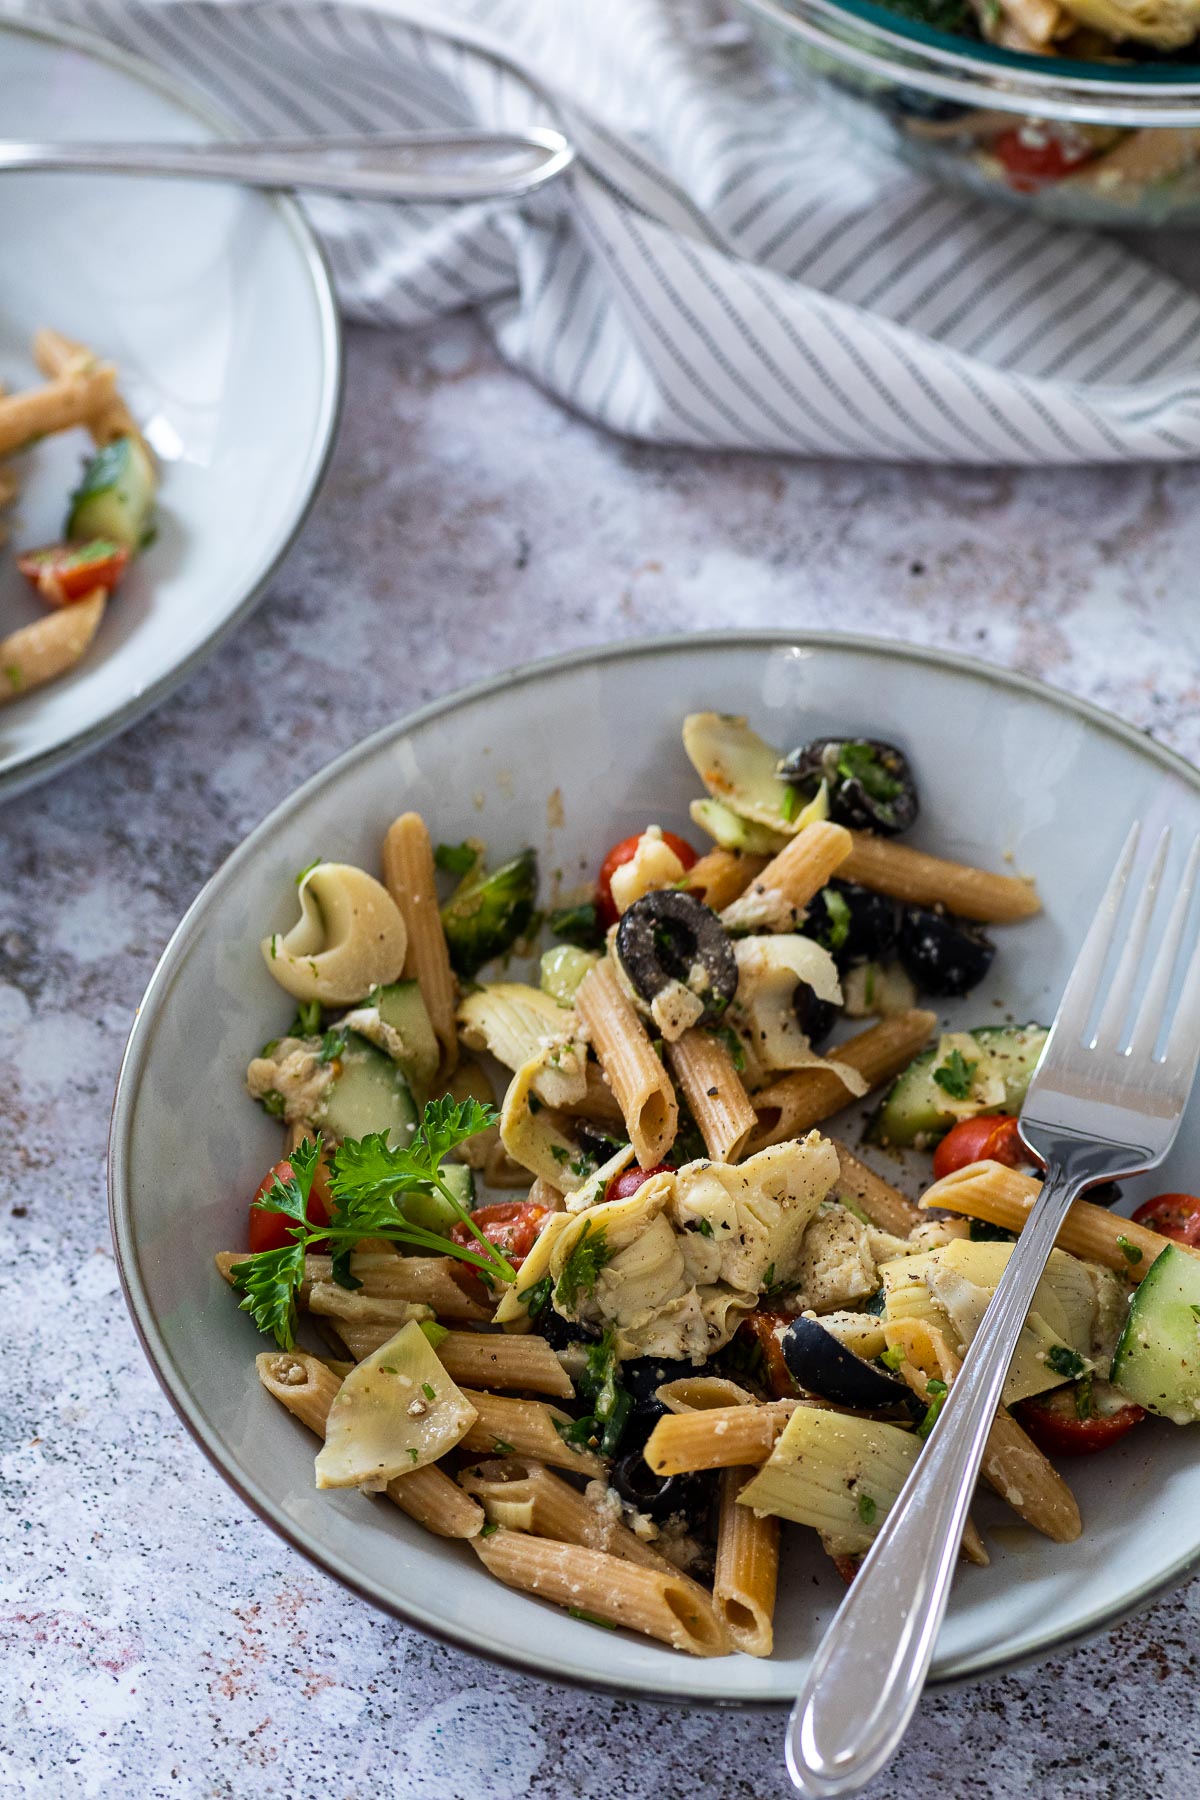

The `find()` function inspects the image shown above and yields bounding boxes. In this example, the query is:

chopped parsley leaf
[714,1024,746,1073]
[916,1377,949,1440]
[291,998,322,1037]
[695,1218,714,1239]
[421,1382,436,1401]
[857,1492,877,1526]
[408,1448,420,1464]
[932,1049,977,1101]
[1046,1345,1086,1379]
[480,1520,499,1538]
[1116,1234,1143,1266]
[836,741,902,804]
[554,1220,611,1314]
[1074,1374,1094,1421]
[821,886,852,954]
[519,1275,552,1318]
[318,1027,349,1065]
[259,1089,286,1118]
[879,1346,904,1372]
[492,1439,516,1456]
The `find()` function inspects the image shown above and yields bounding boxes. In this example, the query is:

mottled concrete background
[5,317,1200,1800]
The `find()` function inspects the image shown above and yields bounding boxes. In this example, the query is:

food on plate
[0,327,157,705]
[215,712,1199,1661]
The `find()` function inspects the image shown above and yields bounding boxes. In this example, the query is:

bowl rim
[736,0,1200,126]
[109,627,1200,1707]
[0,5,344,802]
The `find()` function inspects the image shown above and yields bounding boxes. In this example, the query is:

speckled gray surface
[7,314,1200,1800]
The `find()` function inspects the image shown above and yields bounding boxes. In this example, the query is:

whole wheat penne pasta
[307,1284,432,1329]
[841,832,1040,923]
[434,1331,574,1398]
[883,1317,1080,1543]
[665,1027,756,1162]
[471,1527,729,1656]
[656,1376,757,1413]
[0,590,106,705]
[32,327,145,448]
[721,822,853,932]
[459,1389,606,1476]
[329,1318,398,1361]
[215,1250,492,1322]
[643,1401,798,1475]
[254,1351,484,1538]
[714,1467,779,1656]
[458,1456,676,1572]
[686,848,768,911]
[382,812,459,1077]
[830,1138,924,1235]
[575,959,678,1168]
[746,1011,937,1153]
[0,365,118,456]
[921,1161,1200,1280]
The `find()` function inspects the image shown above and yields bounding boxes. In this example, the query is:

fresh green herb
[1191,1304,1200,1324]
[492,1439,516,1455]
[916,1377,949,1440]
[969,1219,1017,1243]
[554,1413,598,1448]
[554,1221,611,1314]
[821,886,852,954]
[695,1218,714,1239]
[421,1382,437,1401]
[550,1144,569,1166]
[230,1099,506,1347]
[714,1024,746,1073]
[568,1154,597,1180]
[1074,1375,1094,1421]
[258,1089,287,1118]
[576,1327,634,1456]
[548,902,604,951]
[480,1520,499,1538]
[408,1448,420,1464]
[435,840,480,878]
[857,1492,877,1526]
[1047,1345,1086,1379]
[4,665,23,692]
[527,1092,543,1115]
[780,784,801,824]
[269,935,278,961]
[879,1346,904,1372]
[864,1287,887,1316]
[568,1607,616,1629]
[318,1027,349,1065]
[519,1274,553,1319]
[762,1263,775,1290]
[295,857,323,887]
[837,1192,873,1228]
[290,998,322,1038]
[420,1320,450,1349]
[837,742,903,804]
[1116,1234,1143,1266]
[380,1365,398,1374]
[932,1049,977,1101]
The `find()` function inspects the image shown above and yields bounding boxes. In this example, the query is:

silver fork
[786,820,1200,1798]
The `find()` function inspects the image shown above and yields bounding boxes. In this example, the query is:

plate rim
[0,5,344,802]
[108,627,1200,1706]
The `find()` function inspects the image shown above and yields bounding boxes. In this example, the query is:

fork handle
[786,1164,1082,1797]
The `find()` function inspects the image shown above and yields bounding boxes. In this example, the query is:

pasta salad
[220,713,1200,1660]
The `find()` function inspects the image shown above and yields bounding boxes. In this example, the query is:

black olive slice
[803,879,898,968]
[780,1316,909,1409]
[778,738,918,837]
[614,889,738,1027]
[896,906,995,998]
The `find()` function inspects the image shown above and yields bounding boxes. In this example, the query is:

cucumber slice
[867,1022,1047,1149]
[400,1161,476,1237]
[67,436,157,550]
[375,980,439,1100]
[1111,1243,1200,1423]
[318,1033,417,1148]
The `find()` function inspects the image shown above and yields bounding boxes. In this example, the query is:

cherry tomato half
[247,1156,331,1254]
[1016,1383,1145,1458]
[993,127,1093,194]
[451,1201,550,1271]
[1131,1193,1200,1247]
[17,539,130,608]
[606,1163,672,1204]
[596,830,697,928]
[932,1114,1025,1182]
[737,1310,799,1400]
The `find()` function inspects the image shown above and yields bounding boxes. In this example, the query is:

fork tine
[1161,843,1200,1085]
[1129,833,1200,1065]
[1042,820,1140,1050]
[1092,827,1170,1052]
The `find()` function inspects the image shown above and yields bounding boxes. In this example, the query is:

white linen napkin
[32,0,1200,462]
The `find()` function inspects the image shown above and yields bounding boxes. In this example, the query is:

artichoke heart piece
[314,1320,477,1491]
[1060,0,1200,46]
[261,862,408,1006]
[683,713,801,834]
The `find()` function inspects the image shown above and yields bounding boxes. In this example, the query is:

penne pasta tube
[841,832,1040,923]
[714,1467,779,1657]
[32,327,145,447]
[575,959,678,1168]
[471,1527,729,1657]
[883,1317,1080,1543]
[0,364,118,456]
[434,1331,575,1399]
[457,1456,676,1572]
[0,590,106,706]
[921,1162,1200,1280]
[656,1375,757,1413]
[459,1389,607,1476]
[685,848,769,911]
[721,822,853,932]
[665,1027,756,1163]
[643,1401,798,1475]
[829,1138,924,1236]
[382,812,459,1077]
[215,1249,493,1322]
[746,1011,938,1152]
[255,1351,484,1538]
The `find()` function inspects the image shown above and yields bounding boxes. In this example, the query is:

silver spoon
[0,127,574,203]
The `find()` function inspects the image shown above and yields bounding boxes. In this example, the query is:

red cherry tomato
[451,1201,550,1271]
[17,539,130,607]
[606,1163,672,1203]
[1131,1193,1200,1247]
[829,1551,862,1587]
[737,1310,799,1400]
[932,1115,1024,1182]
[596,830,697,928]
[993,127,1093,194]
[1016,1384,1145,1458]
[247,1157,331,1254]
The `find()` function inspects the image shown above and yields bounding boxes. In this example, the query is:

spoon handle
[0,128,574,202]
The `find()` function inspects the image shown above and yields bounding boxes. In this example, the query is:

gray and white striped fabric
[37,0,1200,460]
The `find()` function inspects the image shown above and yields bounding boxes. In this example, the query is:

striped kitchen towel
[36,0,1200,461]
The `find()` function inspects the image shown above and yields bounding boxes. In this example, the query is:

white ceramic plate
[110,633,1200,1705]
[0,12,340,801]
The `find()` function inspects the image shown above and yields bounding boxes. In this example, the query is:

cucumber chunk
[400,1161,476,1238]
[867,1022,1047,1149]
[375,980,439,1100]
[67,435,157,550]
[319,1033,417,1148]
[1111,1243,1200,1423]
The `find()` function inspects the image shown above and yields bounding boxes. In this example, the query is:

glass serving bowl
[733,0,1200,226]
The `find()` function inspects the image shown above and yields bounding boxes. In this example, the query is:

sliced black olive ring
[780,1316,910,1410]
[614,889,738,1027]
[896,905,995,998]
[778,736,918,837]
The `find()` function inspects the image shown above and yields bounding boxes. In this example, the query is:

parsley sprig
[230,1097,510,1349]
